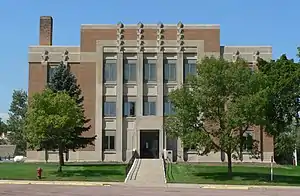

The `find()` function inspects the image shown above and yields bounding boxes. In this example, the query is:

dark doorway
[140,130,159,159]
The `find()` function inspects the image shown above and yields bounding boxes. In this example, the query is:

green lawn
[167,163,300,186]
[0,163,126,182]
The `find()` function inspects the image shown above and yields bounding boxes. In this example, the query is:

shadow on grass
[64,163,125,167]
[193,172,300,185]
[51,169,124,178]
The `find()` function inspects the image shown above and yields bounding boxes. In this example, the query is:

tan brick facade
[27,16,273,163]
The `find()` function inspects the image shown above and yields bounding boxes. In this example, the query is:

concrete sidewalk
[166,183,300,190]
[1,180,300,190]
[0,180,116,186]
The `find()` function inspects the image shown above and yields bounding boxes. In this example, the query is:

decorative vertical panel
[177,21,184,52]
[62,50,69,65]
[253,51,260,61]
[41,50,49,65]
[232,50,240,62]
[137,22,144,52]
[116,22,124,52]
[157,22,164,52]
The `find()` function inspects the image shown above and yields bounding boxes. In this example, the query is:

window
[103,101,116,117]
[124,101,136,117]
[164,97,175,116]
[103,130,115,151]
[242,131,253,152]
[144,59,157,82]
[164,59,177,82]
[184,59,197,81]
[47,65,57,83]
[143,99,156,116]
[104,59,117,82]
[124,59,137,82]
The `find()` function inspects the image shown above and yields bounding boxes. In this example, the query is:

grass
[167,163,300,186]
[0,162,126,182]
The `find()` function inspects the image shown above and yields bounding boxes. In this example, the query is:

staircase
[125,159,166,186]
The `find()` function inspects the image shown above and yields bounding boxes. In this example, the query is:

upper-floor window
[47,64,57,83]
[104,59,117,82]
[144,59,157,82]
[143,99,156,116]
[103,101,116,117]
[164,59,177,82]
[124,59,137,83]
[124,101,136,117]
[184,59,197,81]
[164,97,175,116]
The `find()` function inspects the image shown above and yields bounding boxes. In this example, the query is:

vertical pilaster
[157,52,164,117]
[177,52,183,86]
[95,43,104,161]
[136,52,144,117]
[135,52,143,156]
[157,52,164,157]
[197,41,205,60]
[116,52,124,161]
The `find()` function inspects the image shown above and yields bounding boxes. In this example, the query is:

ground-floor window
[242,130,254,152]
[103,130,116,151]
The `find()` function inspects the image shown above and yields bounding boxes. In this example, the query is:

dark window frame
[103,130,116,151]
[124,101,136,117]
[103,101,116,117]
[143,99,156,116]
[124,59,137,83]
[164,59,177,82]
[104,59,117,82]
[143,59,157,82]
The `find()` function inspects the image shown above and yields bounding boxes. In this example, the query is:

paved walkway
[126,159,166,186]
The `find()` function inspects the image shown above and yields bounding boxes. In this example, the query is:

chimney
[39,16,53,45]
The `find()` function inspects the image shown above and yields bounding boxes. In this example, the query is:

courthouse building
[27,16,274,163]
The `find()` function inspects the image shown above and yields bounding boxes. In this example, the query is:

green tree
[47,62,96,162]
[0,118,8,145]
[257,55,300,163]
[257,55,300,136]
[165,57,265,177]
[6,90,28,155]
[25,89,84,172]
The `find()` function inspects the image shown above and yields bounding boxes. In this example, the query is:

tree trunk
[227,152,233,178]
[239,130,243,161]
[58,145,64,172]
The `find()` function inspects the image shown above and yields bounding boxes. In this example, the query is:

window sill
[165,82,177,85]
[124,116,136,120]
[104,82,117,85]
[104,150,116,154]
[144,82,157,85]
[104,116,116,120]
[124,82,137,85]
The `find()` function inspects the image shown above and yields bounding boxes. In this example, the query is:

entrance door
[140,130,159,159]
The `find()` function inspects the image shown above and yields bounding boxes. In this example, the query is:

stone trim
[222,46,272,53]
[81,24,220,30]
[98,40,204,54]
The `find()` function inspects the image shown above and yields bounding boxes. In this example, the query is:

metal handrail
[125,150,139,175]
